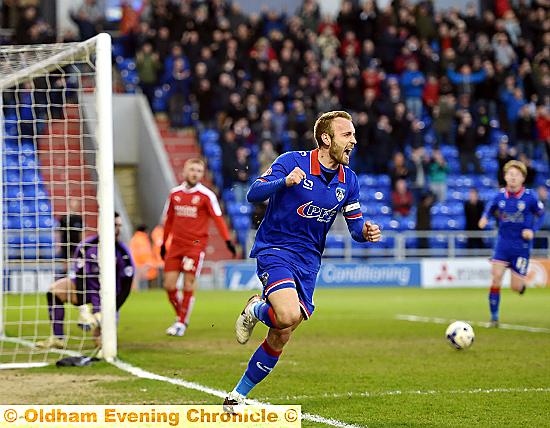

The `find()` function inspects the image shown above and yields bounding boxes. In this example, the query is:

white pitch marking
[396,314,550,333]
[0,336,82,369]
[112,359,366,428]
[267,387,550,401]
[2,337,366,427]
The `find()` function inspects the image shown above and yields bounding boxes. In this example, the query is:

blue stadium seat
[5,215,21,229]
[38,231,55,244]
[227,202,252,216]
[38,215,54,228]
[6,231,20,245]
[429,234,448,248]
[440,145,458,159]
[21,216,36,228]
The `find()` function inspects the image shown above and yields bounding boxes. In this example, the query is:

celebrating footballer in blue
[223,111,382,411]
[478,160,544,327]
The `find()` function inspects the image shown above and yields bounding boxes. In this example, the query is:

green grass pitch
[3,287,550,427]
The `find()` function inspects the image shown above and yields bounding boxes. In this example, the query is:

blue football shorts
[256,253,318,319]
[491,242,530,277]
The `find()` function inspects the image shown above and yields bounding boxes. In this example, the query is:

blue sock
[489,287,501,321]
[235,339,281,397]
[253,301,277,328]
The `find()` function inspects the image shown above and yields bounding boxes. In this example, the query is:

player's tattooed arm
[285,167,306,187]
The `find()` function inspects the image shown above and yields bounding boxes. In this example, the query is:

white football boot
[222,390,246,413]
[166,321,186,337]
[235,294,262,344]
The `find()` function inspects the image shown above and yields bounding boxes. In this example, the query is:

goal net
[0,34,117,367]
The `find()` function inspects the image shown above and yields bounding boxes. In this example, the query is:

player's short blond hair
[313,111,352,147]
[184,158,205,168]
[503,160,527,178]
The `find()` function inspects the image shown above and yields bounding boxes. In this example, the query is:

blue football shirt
[250,149,364,271]
[483,187,544,250]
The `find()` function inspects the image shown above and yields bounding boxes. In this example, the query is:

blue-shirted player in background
[478,160,544,327]
[223,111,382,410]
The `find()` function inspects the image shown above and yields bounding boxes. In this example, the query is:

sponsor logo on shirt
[303,179,314,190]
[297,201,339,222]
[175,205,198,218]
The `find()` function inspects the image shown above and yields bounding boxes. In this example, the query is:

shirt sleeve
[247,153,291,203]
[162,194,174,244]
[482,194,499,221]
[342,175,367,242]
[116,243,135,310]
[205,192,231,241]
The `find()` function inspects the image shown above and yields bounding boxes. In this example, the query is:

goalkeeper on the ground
[37,212,135,351]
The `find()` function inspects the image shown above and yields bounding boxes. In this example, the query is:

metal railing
[245,229,550,261]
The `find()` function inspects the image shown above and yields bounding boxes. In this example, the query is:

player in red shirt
[161,158,236,336]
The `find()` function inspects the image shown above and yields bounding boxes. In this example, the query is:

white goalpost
[0,33,116,367]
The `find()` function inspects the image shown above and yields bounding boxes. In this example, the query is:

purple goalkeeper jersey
[70,235,135,312]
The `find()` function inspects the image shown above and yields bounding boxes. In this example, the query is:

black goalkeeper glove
[160,244,166,260]
[225,240,237,257]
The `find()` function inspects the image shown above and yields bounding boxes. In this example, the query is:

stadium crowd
[114,0,549,194]
[5,0,550,247]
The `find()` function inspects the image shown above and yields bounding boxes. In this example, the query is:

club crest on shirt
[517,201,525,211]
[498,200,506,208]
[336,188,345,202]
[191,195,201,205]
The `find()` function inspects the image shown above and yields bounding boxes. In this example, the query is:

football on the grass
[445,321,475,350]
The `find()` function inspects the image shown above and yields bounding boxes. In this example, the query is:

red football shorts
[164,245,205,276]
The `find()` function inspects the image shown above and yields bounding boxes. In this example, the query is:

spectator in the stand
[389,152,411,190]
[400,59,425,119]
[456,111,483,174]
[287,99,315,150]
[165,58,191,129]
[516,104,536,158]
[391,178,414,217]
[372,115,394,175]
[536,105,550,165]
[354,111,371,174]
[464,188,485,249]
[258,140,279,174]
[70,0,103,41]
[228,146,252,204]
[391,102,412,154]
[296,0,321,33]
[15,6,38,45]
[129,224,158,290]
[518,153,536,188]
[492,31,517,69]
[136,42,161,108]
[270,101,288,149]
[416,192,434,249]
[497,138,516,187]
[409,146,429,202]
[447,64,487,97]
[503,87,527,144]
[422,73,439,115]
[427,148,449,202]
[432,94,456,147]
